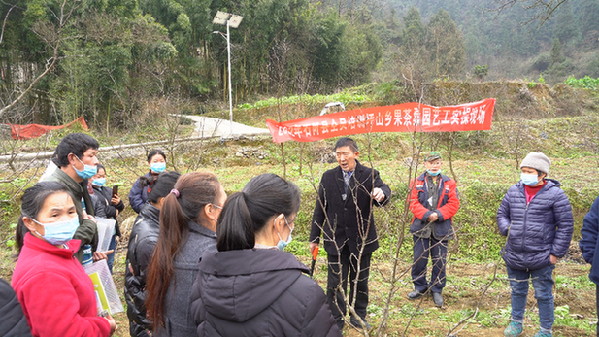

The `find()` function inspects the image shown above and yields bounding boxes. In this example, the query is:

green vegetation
[565,76,599,90]
[237,91,373,111]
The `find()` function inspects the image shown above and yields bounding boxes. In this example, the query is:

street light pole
[213,11,243,133]
[226,20,233,126]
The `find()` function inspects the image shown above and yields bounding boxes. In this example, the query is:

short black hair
[334,137,358,152]
[17,182,72,253]
[51,133,99,168]
[147,149,166,163]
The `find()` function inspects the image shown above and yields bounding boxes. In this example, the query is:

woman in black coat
[190,174,341,337]
[90,164,125,272]
[0,278,31,337]
[125,171,180,337]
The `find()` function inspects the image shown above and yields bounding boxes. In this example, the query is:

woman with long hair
[12,182,116,337]
[125,171,180,337]
[190,173,341,337]
[146,172,226,336]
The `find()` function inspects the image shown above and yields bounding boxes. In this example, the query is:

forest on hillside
[1,0,597,129]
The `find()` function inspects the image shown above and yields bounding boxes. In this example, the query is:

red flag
[266,98,495,143]
[5,117,89,140]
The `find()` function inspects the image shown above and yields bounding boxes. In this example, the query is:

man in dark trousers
[310,137,391,330]
[407,151,460,308]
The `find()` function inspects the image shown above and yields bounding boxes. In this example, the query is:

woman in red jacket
[12,181,116,337]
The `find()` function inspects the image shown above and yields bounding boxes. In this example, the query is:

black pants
[411,236,448,293]
[326,245,372,327]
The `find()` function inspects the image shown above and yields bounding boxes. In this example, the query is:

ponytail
[216,192,255,251]
[216,173,300,252]
[146,191,186,327]
[145,172,221,327]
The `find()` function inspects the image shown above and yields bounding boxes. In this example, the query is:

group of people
[0,132,597,337]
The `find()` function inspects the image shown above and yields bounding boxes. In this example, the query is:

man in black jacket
[310,137,391,330]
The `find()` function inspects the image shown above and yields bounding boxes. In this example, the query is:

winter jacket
[124,204,160,337]
[129,172,156,214]
[0,278,31,337]
[580,196,599,284]
[91,185,124,237]
[497,179,574,271]
[44,168,98,261]
[190,249,342,337]
[153,221,217,337]
[12,234,111,337]
[310,160,391,255]
[409,173,460,239]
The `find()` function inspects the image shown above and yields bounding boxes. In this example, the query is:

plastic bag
[84,259,123,315]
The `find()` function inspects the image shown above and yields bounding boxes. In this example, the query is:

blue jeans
[106,235,117,273]
[507,264,555,331]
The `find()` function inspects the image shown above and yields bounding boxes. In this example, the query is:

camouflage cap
[424,151,442,162]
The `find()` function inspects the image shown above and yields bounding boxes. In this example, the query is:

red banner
[266,98,495,143]
[5,117,89,140]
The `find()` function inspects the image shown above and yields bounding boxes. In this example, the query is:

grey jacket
[44,168,97,260]
[153,221,216,337]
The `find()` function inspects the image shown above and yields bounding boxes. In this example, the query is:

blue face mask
[520,173,540,186]
[32,217,80,246]
[73,156,97,180]
[276,217,293,251]
[427,170,441,176]
[150,162,166,173]
[92,178,106,186]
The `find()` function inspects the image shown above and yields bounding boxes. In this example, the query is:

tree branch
[0,4,16,45]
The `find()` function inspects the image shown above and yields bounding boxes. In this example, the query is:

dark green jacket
[45,168,98,261]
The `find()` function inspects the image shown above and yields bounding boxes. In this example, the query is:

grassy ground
[0,86,598,336]
[1,154,597,336]
[98,236,597,337]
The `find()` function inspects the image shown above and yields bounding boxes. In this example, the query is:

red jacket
[409,173,460,238]
[12,233,111,337]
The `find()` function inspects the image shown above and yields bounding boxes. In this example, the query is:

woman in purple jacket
[497,152,573,337]
[128,149,167,214]
[580,195,599,337]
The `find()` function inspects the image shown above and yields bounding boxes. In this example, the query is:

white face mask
[32,217,79,245]
[276,217,293,250]
[520,172,540,186]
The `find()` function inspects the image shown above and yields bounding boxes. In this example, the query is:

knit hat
[424,151,442,162]
[520,152,550,175]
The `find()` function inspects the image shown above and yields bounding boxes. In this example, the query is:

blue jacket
[128,173,154,214]
[580,196,599,284]
[497,179,574,271]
